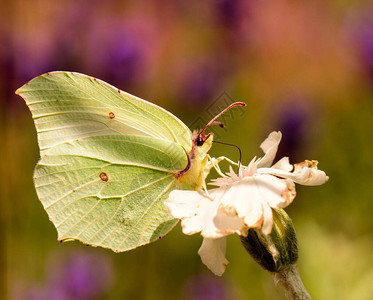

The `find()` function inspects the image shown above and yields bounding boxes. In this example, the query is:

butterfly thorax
[174,133,213,190]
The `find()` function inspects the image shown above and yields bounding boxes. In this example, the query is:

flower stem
[273,264,312,300]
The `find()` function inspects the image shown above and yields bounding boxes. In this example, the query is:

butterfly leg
[206,155,227,178]
[201,178,214,200]
[214,156,240,167]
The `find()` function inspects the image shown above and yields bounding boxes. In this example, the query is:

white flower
[165,131,329,276]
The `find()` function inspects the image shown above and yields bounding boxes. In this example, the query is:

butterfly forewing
[16,72,192,156]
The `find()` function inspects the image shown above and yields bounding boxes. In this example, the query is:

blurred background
[1,0,372,299]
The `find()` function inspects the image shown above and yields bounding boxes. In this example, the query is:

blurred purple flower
[1,30,57,110]
[212,0,253,49]
[88,28,147,88]
[46,251,114,300]
[175,58,225,108]
[24,287,47,300]
[184,63,218,104]
[182,274,231,300]
[51,0,101,71]
[0,30,16,108]
[13,39,56,83]
[82,16,160,90]
[214,0,242,29]
[271,93,314,162]
[104,33,143,85]
[349,7,373,82]
[11,1,100,86]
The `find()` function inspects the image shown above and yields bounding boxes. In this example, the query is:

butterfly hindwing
[34,135,188,251]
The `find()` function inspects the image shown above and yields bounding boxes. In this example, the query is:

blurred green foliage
[1,0,372,299]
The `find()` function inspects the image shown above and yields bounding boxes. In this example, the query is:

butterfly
[16,72,245,252]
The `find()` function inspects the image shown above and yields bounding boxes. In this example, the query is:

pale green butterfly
[16,71,245,252]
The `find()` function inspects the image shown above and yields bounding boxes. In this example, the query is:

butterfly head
[175,102,246,190]
[193,130,213,147]
[193,101,246,148]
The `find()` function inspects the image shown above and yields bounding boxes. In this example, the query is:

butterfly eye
[196,136,204,146]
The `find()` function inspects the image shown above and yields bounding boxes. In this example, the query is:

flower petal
[198,237,228,276]
[166,189,216,236]
[164,190,201,220]
[210,207,247,238]
[261,203,273,235]
[220,174,291,229]
[279,179,296,207]
[293,160,329,185]
[165,188,246,238]
[219,178,262,228]
[257,131,282,168]
[272,156,293,172]
[258,160,329,186]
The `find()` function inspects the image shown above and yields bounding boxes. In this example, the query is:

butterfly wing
[17,71,192,155]
[16,72,192,251]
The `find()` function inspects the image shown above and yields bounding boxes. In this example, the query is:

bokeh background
[1,0,373,299]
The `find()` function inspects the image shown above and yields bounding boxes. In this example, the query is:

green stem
[273,264,312,300]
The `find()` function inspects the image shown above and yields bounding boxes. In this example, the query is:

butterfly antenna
[212,140,242,173]
[212,121,225,128]
[199,102,246,135]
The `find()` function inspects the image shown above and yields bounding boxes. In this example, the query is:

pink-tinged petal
[198,238,228,276]
[219,178,262,227]
[261,203,273,235]
[208,210,248,238]
[189,187,246,238]
[257,131,282,168]
[201,190,247,238]
[242,157,258,177]
[166,188,247,238]
[217,170,295,235]
[279,179,296,207]
[210,166,241,187]
[209,177,230,187]
[220,174,290,229]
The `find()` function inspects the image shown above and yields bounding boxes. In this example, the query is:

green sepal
[240,208,298,272]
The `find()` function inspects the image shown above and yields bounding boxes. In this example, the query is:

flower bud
[240,208,298,272]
